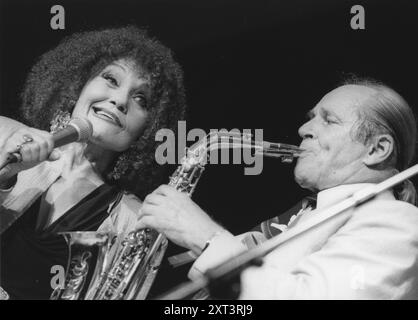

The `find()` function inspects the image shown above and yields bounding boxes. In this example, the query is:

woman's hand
[137,184,226,254]
[0,123,60,182]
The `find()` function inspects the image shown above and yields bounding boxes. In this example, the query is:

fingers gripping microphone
[4,118,93,166]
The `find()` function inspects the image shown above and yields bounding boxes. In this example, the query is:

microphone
[3,118,93,166]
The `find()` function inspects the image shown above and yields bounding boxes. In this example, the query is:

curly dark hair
[19,26,187,199]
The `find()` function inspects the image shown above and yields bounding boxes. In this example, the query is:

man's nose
[298,119,315,139]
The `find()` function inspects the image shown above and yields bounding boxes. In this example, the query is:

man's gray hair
[343,75,417,205]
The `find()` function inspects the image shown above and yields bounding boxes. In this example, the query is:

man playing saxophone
[137,77,418,299]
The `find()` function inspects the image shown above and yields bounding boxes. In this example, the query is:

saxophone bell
[50,231,116,300]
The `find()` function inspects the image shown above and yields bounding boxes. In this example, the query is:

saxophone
[51,132,302,300]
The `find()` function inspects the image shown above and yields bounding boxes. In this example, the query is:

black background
[1,0,418,294]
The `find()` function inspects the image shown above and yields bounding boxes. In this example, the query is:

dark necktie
[252,194,317,240]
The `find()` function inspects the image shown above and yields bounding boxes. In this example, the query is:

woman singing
[0,26,186,299]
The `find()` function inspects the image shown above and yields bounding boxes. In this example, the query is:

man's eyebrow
[306,108,342,121]
[320,107,341,120]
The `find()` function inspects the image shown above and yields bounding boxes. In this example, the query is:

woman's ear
[363,134,394,166]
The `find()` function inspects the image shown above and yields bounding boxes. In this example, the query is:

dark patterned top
[0,184,119,300]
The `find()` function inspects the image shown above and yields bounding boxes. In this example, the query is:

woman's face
[72,59,150,152]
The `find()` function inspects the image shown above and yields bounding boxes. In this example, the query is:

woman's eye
[102,73,118,86]
[133,94,148,108]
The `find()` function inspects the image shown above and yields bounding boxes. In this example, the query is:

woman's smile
[91,106,123,128]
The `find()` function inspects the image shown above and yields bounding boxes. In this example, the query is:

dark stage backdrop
[1,0,418,293]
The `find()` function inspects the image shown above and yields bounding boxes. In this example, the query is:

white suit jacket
[189,184,418,299]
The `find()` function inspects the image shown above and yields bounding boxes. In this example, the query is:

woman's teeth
[92,107,121,127]
[96,110,114,121]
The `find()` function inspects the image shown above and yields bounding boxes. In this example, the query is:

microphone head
[69,118,93,142]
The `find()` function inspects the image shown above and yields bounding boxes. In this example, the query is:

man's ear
[363,134,394,166]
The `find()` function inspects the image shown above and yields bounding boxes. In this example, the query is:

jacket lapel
[0,161,62,234]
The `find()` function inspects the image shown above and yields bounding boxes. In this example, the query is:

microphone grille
[69,118,93,142]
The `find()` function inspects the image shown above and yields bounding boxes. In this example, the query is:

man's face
[294,85,375,191]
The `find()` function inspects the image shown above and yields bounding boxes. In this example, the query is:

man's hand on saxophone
[137,184,227,255]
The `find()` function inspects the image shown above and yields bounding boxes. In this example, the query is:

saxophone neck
[178,132,304,168]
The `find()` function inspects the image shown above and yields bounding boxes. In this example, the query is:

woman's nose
[116,103,128,114]
[109,92,129,114]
